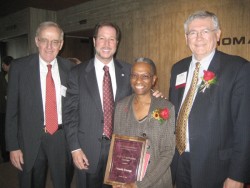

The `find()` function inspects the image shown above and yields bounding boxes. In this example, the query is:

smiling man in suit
[5,21,74,188]
[63,22,132,188]
[169,11,250,188]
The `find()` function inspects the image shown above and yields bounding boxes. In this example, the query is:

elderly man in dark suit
[5,21,74,188]
[169,11,250,188]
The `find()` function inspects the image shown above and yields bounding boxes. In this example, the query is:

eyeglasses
[38,38,62,48]
[130,73,153,81]
[186,29,217,39]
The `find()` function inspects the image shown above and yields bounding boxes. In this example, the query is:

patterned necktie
[176,62,200,155]
[45,64,58,135]
[103,65,114,139]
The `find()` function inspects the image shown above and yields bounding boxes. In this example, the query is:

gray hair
[134,57,156,75]
[184,11,220,34]
[36,21,64,40]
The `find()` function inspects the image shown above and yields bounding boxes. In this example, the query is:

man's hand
[10,150,24,171]
[151,89,166,99]
[223,178,244,188]
[72,149,89,170]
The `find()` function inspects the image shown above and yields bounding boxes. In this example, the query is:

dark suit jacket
[0,71,7,113]
[63,58,132,173]
[5,53,74,172]
[170,50,250,187]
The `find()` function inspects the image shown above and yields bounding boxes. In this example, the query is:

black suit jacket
[5,53,74,171]
[0,71,7,113]
[63,58,132,173]
[170,50,250,187]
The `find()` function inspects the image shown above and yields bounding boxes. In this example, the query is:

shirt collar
[94,56,115,72]
[39,56,57,69]
[191,50,215,71]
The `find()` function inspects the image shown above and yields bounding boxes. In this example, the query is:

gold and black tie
[176,62,201,155]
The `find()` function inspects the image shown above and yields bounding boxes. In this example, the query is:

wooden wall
[0,8,56,58]
[0,0,249,96]
[57,0,250,96]
[28,8,56,53]
[0,9,29,40]
[59,36,93,62]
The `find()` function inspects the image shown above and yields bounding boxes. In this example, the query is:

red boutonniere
[151,108,170,124]
[199,70,217,93]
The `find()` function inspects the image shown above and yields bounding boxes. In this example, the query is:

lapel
[57,57,70,110]
[27,54,44,116]
[114,59,129,102]
[194,51,221,103]
[85,59,103,115]
[176,58,192,110]
[206,51,221,80]
[57,57,67,87]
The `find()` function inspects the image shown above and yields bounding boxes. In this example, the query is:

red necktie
[103,66,114,139]
[45,64,58,135]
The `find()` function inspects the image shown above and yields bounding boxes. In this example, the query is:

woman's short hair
[134,57,156,75]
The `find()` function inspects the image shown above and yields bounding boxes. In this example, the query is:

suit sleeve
[63,68,81,151]
[229,62,250,182]
[5,61,20,151]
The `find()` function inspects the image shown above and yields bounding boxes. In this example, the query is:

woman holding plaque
[113,57,175,188]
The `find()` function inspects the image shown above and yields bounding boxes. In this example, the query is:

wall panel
[57,0,250,96]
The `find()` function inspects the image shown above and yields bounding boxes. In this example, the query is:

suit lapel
[114,60,129,102]
[176,58,191,111]
[195,51,221,102]
[85,59,103,114]
[207,51,221,78]
[57,57,67,87]
[28,54,44,116]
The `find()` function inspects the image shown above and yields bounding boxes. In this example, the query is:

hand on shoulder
[223,178,244,188]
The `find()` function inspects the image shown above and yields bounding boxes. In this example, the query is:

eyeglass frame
[37,38,62,48]
[130,73,154,81]
[186,28,217,39]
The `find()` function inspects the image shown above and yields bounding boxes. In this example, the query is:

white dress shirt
[94,57,117,108]
[180,50,215,152]
[39,57,62,125]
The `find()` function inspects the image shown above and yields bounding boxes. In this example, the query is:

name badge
[61,85,67,97]
[175,72,187,89]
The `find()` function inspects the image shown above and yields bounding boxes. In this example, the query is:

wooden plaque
[104,134,148,185]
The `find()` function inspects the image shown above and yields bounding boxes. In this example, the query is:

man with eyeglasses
[5,21,74,188]
[169,11,250,188]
